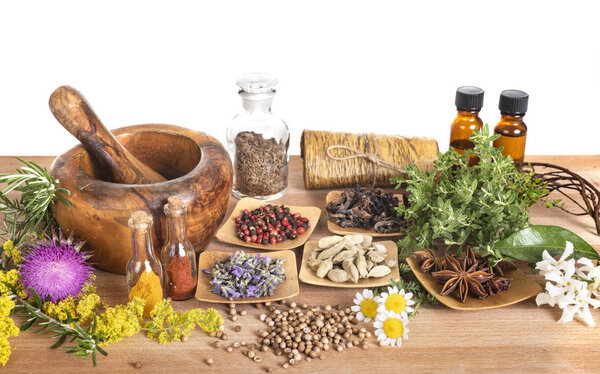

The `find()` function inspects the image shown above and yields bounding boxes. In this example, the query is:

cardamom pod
[355,253,368,278]
[342,259,359,283]
[318,235,343,249]
[327,269,349,283]
[317,242,345,260]
[367,250,387,264]
[333,249,358,264]
[316,259,333,278]
[308,258,322,271]
[368,265,391,278]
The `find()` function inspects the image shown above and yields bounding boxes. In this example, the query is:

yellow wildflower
[2,241,22,265]
[95,298,144,346]
[43,297,78,322]
[75,293,101,322]
[0,269,25,298]
[144,300,223,343]
[0,295,19,366]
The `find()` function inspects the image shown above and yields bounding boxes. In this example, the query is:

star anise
[482,276,512,297]
[414,248,437,273]
[432,254,493,302]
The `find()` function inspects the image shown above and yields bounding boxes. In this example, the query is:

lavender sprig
[204,251,286,300]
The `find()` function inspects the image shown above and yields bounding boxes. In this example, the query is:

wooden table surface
[2,155,600,373]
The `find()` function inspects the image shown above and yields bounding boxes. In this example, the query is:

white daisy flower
[375,286,415,319]
[351,289,378,322]
[373,309,409,347]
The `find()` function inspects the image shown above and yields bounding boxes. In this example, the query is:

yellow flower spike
[0,296,19,366]
[0,270,25,298]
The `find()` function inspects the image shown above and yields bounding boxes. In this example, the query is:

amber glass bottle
[493,90,529,162]
[449,86,484,165]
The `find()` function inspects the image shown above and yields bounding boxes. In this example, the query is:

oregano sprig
[393,125,549,259]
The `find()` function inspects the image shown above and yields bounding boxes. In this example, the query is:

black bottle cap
[499,90,529,115]
[455,86,484,111]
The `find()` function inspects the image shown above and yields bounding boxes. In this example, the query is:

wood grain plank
[1,155,599,373]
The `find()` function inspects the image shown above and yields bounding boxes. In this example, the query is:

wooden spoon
[49,86,166,184]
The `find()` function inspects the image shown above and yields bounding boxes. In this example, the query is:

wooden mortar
[50,124,233,274]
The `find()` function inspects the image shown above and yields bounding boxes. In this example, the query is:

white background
[0,0,598,157]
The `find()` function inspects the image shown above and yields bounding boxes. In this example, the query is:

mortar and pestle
[49,86,233,274]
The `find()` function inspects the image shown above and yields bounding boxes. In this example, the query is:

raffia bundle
[300,130,439,189]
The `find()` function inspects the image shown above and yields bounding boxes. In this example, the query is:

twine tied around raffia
[325,134,406,186]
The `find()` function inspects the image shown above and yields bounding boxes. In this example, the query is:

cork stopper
[129,210,153,231]
[168,196,184,210]
[165,195,186,215]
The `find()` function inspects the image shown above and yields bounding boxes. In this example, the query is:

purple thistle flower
[20,234,93,303]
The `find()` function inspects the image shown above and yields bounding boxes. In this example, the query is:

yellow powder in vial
[129,270,163,317]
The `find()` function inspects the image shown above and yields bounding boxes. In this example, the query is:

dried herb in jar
[326,186,408,233]
[234,131,288,197]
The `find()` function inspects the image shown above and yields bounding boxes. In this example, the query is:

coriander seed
[213,341,222,348]
[206,358,214,366]
[240,310,247,316]
[134,362,142,369]
[234,325,242,332]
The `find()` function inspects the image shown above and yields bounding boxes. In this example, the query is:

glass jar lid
[237,73,278,93]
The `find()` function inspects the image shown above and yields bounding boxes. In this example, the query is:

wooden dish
[215,197,322,250]
[325,190,404,237]
[195,249,299,304]
[299,239,400,288]
[406,256,542,311]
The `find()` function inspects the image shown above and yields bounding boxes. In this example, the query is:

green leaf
[20,317,37,331]
[494,225,599,263]
[50,334,67,349]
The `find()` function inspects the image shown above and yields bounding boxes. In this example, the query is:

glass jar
[226,73,290,201]
[126,211,163,317]
[160,196,197,300]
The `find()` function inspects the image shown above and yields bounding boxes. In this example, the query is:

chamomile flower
[373,310,409,347]
[351,289,379,322]
[375,286,414,319]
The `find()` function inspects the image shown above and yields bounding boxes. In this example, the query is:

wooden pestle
[49,86,166,184]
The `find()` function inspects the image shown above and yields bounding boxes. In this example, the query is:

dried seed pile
[256,301,372,368]
[234,131,288,197]
[307,234,396,283]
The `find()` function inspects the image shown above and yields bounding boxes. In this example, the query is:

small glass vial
[449,86,484,165]
[493,90,529,162]
[226,73,290,201]
[160,196,197,300]
[127,211,163,317]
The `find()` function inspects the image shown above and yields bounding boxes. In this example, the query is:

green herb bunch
[393,125,547,255]
[0,158,69,253]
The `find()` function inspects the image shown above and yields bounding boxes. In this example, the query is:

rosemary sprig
[5,285,106,366]
[0,158,70,249]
